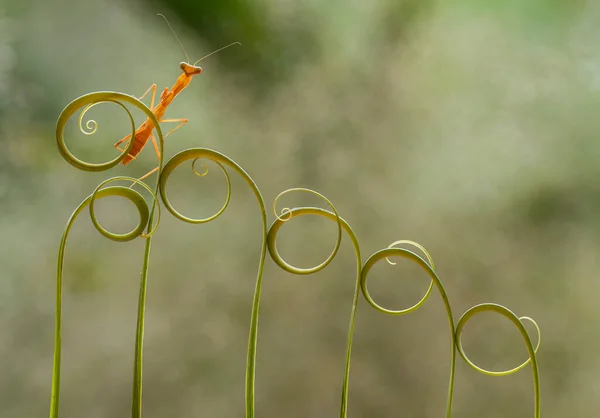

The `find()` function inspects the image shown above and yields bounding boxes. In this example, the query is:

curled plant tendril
[385,240,434,268]
[268,188,342,275]
[57,94,145,172]
[159,147,269,418]
[360,245,457,417]
[378,240,435,315]
[275,206,293,222]
[50,177,160,418]
[456,307,541,376]
[456,304,541,417]
[89,177,161,241]
[78,102,103,135]
[160,153,231,224]
[266,195,362,418]
[52,91,164,418]
[192,158,210,177]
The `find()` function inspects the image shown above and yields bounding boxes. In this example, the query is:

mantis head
[180,62,203,76]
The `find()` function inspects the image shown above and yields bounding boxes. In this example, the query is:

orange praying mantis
[112,14,240,182]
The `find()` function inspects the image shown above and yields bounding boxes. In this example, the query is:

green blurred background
[0,0,595,416]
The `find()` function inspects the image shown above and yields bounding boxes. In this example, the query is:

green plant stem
[266,205,360,418]
[159,148,268,418]
[50,186,150,418]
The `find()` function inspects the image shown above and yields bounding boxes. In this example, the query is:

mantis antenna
[157,13,191,64]
[193,42,242,65]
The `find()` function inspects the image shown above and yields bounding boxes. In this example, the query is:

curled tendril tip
[268,188,343,275]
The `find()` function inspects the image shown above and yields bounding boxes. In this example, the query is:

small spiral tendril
[89,176,161,242]
[275,207,292,222]
[267,188,343,275]
[362,242,436,315]
[192,158,210,177]
[160,150,232,224]
[385,240,436,270]
[78,102,102,135]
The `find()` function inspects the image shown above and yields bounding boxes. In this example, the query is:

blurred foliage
[145,0,318,94]
[145,0,434,95]
[1,0,600,416]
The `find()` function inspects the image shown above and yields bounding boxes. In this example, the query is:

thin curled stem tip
[78,102,104,135]
[272,188,305,222]
[159,152,232,224]
[362,244,435,315]
[385,240,435,270]
[268,188,343,275]
[192,158,209,177]
[276,206,293,222]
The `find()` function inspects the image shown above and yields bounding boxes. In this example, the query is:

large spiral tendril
[360,246,457,416]
[455,303,541,417]
[159,151,231,224]
[266,197,363,418]
[267,188,342,275]
[51,91,164,418]
[56,92,163,172]
[159,147,269,418]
